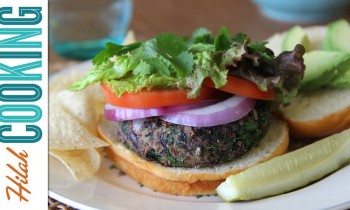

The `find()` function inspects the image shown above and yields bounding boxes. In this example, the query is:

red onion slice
[160,95,256,127]
[104,101,216,121]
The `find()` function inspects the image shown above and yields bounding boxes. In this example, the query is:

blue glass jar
[49,0,132,60]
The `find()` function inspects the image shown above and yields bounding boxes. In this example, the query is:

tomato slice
[204,76,275,100]
[100,84,218,108]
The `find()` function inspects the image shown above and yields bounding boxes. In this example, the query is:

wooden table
[49,0,350,71]
[129,0,350,41]
[48,0,350,208]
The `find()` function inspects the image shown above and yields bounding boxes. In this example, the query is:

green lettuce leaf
[179,51,227,98]
[228,44,305,103]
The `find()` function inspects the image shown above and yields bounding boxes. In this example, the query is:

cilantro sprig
[92,42,142,65]
[93,33,194,78]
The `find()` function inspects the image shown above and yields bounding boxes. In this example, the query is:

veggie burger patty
[114,101,270,168]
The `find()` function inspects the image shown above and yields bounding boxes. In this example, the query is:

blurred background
[128,0,350,40]
[49,0,350,69]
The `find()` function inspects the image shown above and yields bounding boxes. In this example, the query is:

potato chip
[50,71,86,94]
[57,89,99,134]
[123,30,136,45]
[49,96,108,150]
[49,149,101,181]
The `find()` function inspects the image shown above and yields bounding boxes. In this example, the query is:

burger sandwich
[70,27,305,195]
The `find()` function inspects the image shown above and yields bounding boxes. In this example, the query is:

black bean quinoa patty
[113,101,271,168]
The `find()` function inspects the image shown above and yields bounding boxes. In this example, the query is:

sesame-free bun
[279,88,350,138]
[97,118,289,195]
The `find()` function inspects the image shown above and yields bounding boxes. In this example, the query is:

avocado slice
[323,19,350,53]
[282,25,311,52]
[328,66,350,88]
[301,50,350,90]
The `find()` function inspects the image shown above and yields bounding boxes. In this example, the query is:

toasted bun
[279,88,350,138]
[97,118,289,195]
[268,26,350,138]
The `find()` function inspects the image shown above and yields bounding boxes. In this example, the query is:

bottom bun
[97,118,289,195]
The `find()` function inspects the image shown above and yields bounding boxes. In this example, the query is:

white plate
[49,61,350,210]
